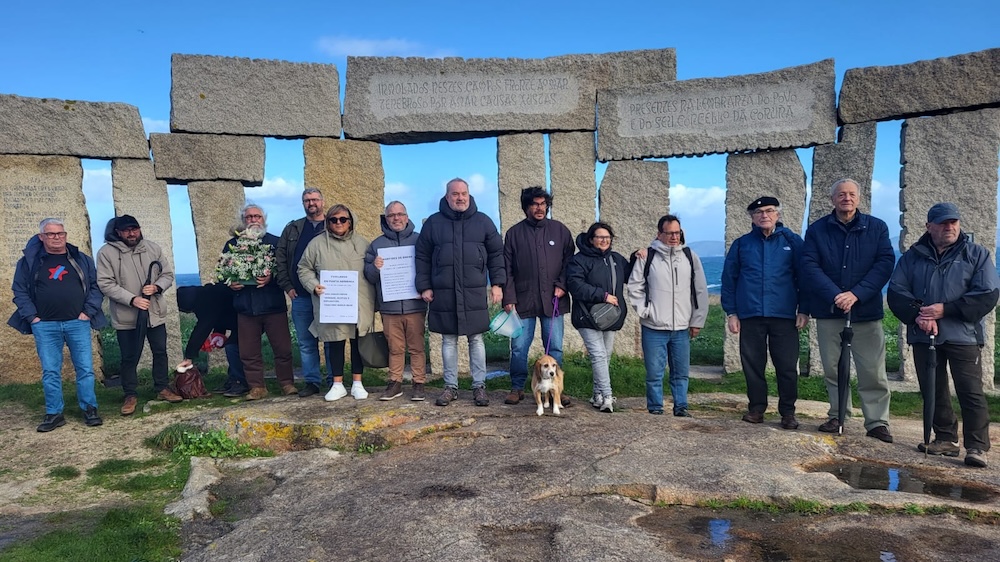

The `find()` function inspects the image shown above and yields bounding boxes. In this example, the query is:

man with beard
[97,214,182,415]
[226,203,297,401]
[276,187,327,397]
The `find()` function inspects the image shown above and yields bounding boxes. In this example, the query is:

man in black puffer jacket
[415,178,505,408]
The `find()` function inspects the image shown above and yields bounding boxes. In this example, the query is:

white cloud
[142,117,170,135]
[247,176,303,200]
[316,36,455,58]
[466,173,490,195]
[385,181,411,198]
[82,167,113,204]
[669,183,726,217]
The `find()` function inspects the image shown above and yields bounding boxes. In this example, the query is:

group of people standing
[10,177,996,470]
[722,178,997,468]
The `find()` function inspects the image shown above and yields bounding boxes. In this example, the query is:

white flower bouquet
[215,230,275,285]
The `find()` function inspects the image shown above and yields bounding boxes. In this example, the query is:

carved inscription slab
[344,56,608,144]
[597,60,836,160]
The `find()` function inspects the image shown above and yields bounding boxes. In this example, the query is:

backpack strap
[642,246,655,307]
[682,246,698,310]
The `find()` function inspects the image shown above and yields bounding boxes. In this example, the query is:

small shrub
[147,423,202,451]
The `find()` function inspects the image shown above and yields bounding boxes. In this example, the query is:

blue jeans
[441,333,486,389]
[579,328,615,398]
[641,325,691,413]
[291,295,323,385]
[224,340,247,387]
[509,314,564,390]
[31,319,98,414]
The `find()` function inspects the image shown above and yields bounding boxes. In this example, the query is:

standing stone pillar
[898,109,1000,389]
[0,155,95,383]
[188,181,245,373]
[111,159,183,370]
[599,160,670,358]
[806,124,877,377]
[723,150,807,374]
[550,131,597,355]
[303,138,385,245]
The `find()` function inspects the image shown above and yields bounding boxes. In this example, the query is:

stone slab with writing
[170,54,342,138]
[838,48,1000,125]
[150,133,264,186]
[343,55,610,144]
[597,59,836,160]
[0,94,148,159]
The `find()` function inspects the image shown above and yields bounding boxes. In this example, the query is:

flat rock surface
[2,382,999,561]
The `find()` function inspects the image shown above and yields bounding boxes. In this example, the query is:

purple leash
[544,296,559,355]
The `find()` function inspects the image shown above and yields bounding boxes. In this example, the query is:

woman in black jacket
[566,222,629,413]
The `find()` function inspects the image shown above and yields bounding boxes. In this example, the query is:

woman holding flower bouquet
[221,203,297,401]
[297,204,377,401]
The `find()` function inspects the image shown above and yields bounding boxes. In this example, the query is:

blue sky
[2,1,998,272]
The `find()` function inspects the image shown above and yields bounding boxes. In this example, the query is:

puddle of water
[880,552,897,562]
[814,461,997,502]
[707,518,731,547]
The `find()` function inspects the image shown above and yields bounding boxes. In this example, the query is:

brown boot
[157,388,184,403]
[504,389,524,405]
[281,384,298,396]
[246,387,268,401]
[121,395,137,416]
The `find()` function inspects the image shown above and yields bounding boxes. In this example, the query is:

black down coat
[566,232,629,331]
[415,196,505,335]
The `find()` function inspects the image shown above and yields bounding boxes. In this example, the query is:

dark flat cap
[747,196,780,211]
[927,202,961,224]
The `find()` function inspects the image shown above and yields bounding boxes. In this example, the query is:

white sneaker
[351,383,369,400]
[325,383,347,401]
[600,395,615,413]
[590,394,603,408]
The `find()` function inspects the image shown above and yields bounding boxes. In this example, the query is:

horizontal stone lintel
[150,133,264,186]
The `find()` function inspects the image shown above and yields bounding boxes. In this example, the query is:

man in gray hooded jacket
[364,201,428,401]
[887,202,999,468]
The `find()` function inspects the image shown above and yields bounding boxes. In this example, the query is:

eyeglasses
[118,226,140,234]
[42,232,68,239]
[528,201,548,208]
[386,213,407,219]
[302,198,323,204]
[593,236,612,241]
[752,208,778,217]
[661,231,682,237]
[244,214,263,220]
[327,216,351,224]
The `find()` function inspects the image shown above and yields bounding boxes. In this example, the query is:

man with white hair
[224,203,296,401]
[9,218,107,431]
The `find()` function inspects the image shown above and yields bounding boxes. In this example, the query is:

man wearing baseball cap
[721,196,807,429]
[888,202,999,468]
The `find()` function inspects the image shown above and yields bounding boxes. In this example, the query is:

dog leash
[544,296,559,355]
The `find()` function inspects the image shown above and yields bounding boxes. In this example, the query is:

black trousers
[738,316,799,416]
[324,338,364,382]
[117,324,169,397]
[912,343,991,451]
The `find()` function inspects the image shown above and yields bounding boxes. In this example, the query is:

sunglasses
[327,216,351,224]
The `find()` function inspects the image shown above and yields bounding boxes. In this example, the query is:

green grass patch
[47,466,80,480]
[173,429,273,459]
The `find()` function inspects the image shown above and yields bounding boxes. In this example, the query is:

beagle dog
[531,354,565,416]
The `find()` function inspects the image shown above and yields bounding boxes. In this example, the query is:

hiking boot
[866,425,894,443]
[473,386,490,407]
[121,396,138,416]
[157,388,184,403]
[223,383,249,397]
[561,395,572,408]
[411,383,426,401]
[245,387,268,401]
[298,382,321,398]
[917,440,960,457]
[673,408,692,418]
[742,411,764,424]
[504,389,524,405]
[281,384,298,396]
[37,413,66,432]
[351,383,369,400]
[965,449,988,468]
[380,380,403,401]
[649,409,664,415]
[818,418,840,433]
[84,406,103,427]
[780,414,799,430]
[325,383,348,401]
[600,395,615,413]
[435,387,459,407]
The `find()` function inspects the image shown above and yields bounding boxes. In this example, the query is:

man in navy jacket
[801,178,895,442]
[722,197,807,430]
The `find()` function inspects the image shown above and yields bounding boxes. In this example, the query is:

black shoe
[866,425,894,443]
[298,382,321,398]
[649,409,664,415]
[37,413,66,432]
[818,418,840,433]
[223,384,249,398]
[780,414,799,430]
[673,408,692,418]
[84,406,103,427]
[742,411,764,424]
[212,381,234,393]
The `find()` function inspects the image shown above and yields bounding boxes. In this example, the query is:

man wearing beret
[801,179,895,442]
[888,202,999,468]
[97,214,183,415]
[721,197,807,429]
